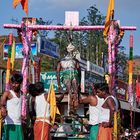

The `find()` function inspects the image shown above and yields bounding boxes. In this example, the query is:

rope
[130,103,133,130]
[0,110,2,140]
[41,97,49,140]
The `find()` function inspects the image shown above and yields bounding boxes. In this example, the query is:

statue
[56,43,81,115]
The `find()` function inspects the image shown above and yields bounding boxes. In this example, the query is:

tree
[54,5,107,66]
[36,18,52,37]
[116,46,128,81]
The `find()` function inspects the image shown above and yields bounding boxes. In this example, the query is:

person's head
[53,122,59,130]
[28,84,37,97]
[10,73,23,92]
[66,43,76,57]
[88,83,102,95]
[35,82,44,95]
[67,43,75,53]
[97,83,110,98]
[93,83,102,95]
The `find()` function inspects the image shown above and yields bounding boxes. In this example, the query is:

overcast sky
[0,0,140,55]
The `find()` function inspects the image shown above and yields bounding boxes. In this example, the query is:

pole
[4,24,136,31]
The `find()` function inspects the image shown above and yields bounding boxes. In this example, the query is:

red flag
[136,79,140,97]
[13,0,28,14]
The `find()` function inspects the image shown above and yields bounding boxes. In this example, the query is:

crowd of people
[79,83,119,140]
[119,127,140,140]
[0,72,138,140]
[0,73,65,140]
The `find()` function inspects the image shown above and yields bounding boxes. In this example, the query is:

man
[54,116,73,138]
[79,83,104,140]
[30,82,64,140]
[1,73,24,140]
[97,83,117,140]
[56,43,81,114]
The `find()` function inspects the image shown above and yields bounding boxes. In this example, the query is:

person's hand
[1,106,7,119]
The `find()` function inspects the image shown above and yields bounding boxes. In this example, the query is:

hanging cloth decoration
[5,33,13,91]
[136,78,140,98]
[11,39,16,70]
[13,0,28,14]
[128,33,133,103]
[128,33,133,130]
[21,21,32,117]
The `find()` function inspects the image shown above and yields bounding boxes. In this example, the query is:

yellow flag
[47,81,60,124]
[13,0,21,8]
[10,40,16,70]
[13,0,28,14]
[103,0,114,37]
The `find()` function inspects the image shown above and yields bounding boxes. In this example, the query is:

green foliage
[36,18,52,37]
[53,5,107,66]
[116,46,128,81]
[38,5,127,75]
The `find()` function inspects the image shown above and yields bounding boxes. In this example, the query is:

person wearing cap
[56,43,81,115]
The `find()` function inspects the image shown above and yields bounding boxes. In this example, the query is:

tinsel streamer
[113,112,117,140]
[108,40,112,77]
[128,34,133,130]
[5,33,13,91]
[3,24,136,31]
[34,57,40,83]
[21,21,32,117]
[11,39,16,70]
[107,21,121,140]
[29,51,35,83]
[128,34,133,103]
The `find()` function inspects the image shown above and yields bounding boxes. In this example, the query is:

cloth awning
[120,100,140,113]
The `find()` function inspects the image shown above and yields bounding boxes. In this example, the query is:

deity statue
[56,43,81,115]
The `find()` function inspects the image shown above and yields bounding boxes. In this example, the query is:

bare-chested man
[56,43,81,114]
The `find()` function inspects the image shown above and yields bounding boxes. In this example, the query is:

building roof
[120,100,140,113]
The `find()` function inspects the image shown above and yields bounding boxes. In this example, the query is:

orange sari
[34,121,50,140]
[97,126,113,140]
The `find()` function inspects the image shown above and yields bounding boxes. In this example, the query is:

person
[97,83,117,140]
[26,83,38,140]
[30,82,64,140]
[79,83,104,140]
[54,116,73,138]
[0,103,7,140]
[56,43,81,114]
[1,73,24,140]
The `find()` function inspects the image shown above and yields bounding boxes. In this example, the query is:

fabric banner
[136,79,140,97]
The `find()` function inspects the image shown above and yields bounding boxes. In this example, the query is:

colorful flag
[5,34,12,91]
[11,40,16,70]
[13,0,21,8]
[136,79,140,98]
[47,81,60,124]
[13,0,28,14]
[103,0,114,37]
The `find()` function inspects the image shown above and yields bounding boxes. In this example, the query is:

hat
[67,43,75,52]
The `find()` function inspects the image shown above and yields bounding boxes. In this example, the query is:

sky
[0,0,140,56]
